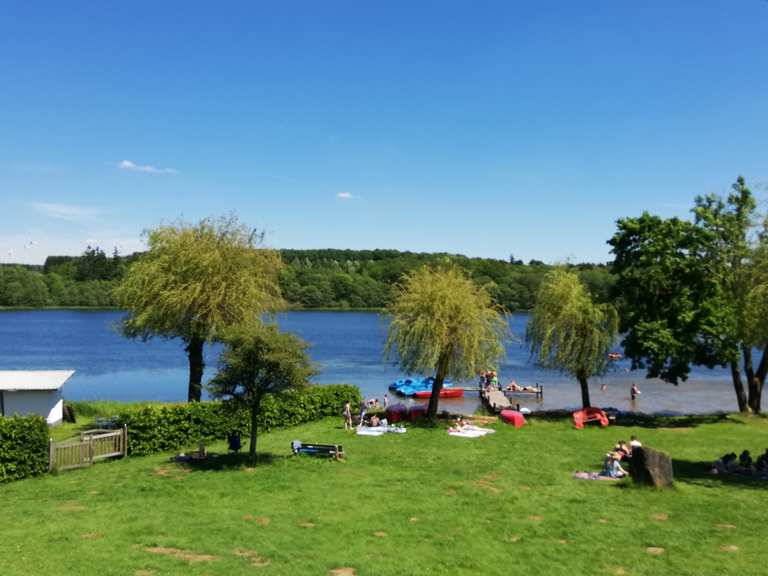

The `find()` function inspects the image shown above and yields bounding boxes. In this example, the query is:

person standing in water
[630,382,641,401]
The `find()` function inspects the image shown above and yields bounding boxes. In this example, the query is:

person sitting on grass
[614,440,632,460]
[738,450,754,473]
[449,417,468,432]
[755,450,768,477]
[601,452,628,479]
[711,452,738,474]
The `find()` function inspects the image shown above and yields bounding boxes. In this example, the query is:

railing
[49,425,128,472]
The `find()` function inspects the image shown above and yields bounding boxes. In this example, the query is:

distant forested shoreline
[0,247,613,311]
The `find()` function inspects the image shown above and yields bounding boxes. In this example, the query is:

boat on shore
[390,376,454,397]
[414,387,464,399]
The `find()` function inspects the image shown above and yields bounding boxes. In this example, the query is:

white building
[0,370,74,425]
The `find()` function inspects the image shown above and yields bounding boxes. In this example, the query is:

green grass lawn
[2,414,768,576]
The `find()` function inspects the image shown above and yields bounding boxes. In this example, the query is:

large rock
[630,446,674,488]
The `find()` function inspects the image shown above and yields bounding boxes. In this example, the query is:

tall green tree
[114,216,284,401]
[385,265,508,420]
[610,177,768,413]
[526,269,618,408]
[209,323,316,461]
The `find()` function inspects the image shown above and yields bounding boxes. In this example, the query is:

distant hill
[0,248,613,310]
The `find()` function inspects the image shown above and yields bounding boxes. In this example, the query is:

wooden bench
[291,441,344,460]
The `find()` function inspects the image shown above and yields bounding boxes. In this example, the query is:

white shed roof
[0,370,75,391]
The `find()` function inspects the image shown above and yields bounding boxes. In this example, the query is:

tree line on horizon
[0,247,614,311]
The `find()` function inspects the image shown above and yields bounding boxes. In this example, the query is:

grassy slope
[2,415,768,576]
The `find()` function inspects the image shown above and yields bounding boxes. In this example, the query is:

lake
[0,310,742,414]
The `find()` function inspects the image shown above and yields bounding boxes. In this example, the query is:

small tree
[526,269,618,408]
[385,265,509,420]
[114,215,284,401]
[209,323,316,462]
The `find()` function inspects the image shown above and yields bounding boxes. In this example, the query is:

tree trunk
[427,350,451,421]
[730,361,748,413]
[742,346,760,414]
[576,368,591,408]
[185,335,205,402]
[249,404,259,463]
[748,343,768,414]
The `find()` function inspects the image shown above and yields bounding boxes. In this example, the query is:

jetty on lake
[480,384,543,413]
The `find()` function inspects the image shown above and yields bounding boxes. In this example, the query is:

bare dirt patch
[445,488,458,497]
[505,534,521,543]
[474,474,503,494]
[234,549,272,567]
[80,532,102,540]
[409,517,419,523]
[57,501,86,513]
[645,547,665,556]
[372,531,387,538]
[652,513,669,521]
[144,546,218,563]
[598,518,609,524]
[528,515,543,522]
[299,522,316,529]
[715,523,737,529]
[720,545,739,553]
[243,514,271,525]
[329,569,356,576]
[558,539,568,545]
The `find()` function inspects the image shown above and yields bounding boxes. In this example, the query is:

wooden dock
[480,385,543,413]
[481,389,512,412]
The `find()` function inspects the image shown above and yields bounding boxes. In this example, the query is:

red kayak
[414,388,464,399]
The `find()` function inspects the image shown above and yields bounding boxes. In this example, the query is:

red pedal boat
[414,388,464,399]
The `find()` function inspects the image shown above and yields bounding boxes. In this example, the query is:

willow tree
[527,269,618,408]
[385,265,509,420]
[114,216,284,402]
[209,323,316,462]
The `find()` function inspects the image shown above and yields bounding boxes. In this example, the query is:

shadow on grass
[528,410,737,429]
[673,459,768,490]
[179,452,289,471]
[611,413,734,429]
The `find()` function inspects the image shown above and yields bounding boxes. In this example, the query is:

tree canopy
[385,265,509,419]
[526,268,618,408]
[609,177,768,413]
[209,322,316,461]
[114,215,284,401]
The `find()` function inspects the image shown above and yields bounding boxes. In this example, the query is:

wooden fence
[49,425,128,472]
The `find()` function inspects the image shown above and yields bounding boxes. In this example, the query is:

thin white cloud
[336,192,354,200]
[118,159,178,174]
[31,202,101,222]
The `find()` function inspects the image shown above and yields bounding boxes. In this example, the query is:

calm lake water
[0,310,742,414]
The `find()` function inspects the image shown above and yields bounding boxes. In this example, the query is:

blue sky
[1,1,767,265]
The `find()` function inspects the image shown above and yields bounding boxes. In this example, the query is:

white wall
[2,389,63,425]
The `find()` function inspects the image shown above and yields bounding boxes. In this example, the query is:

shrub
[117,384,361,456]
[0,415,49,483]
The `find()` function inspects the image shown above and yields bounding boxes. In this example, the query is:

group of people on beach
[601,436,642,478]
[343,398,391,430]
[711,448,768,479]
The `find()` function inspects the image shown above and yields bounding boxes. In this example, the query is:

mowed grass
[2,414,768,576]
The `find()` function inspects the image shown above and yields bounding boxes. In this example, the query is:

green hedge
[116,384,361,456]
[0,415,49,483]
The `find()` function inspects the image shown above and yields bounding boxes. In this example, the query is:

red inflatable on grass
[408,403,428,422]
[572,407,609,429]
[385,404,407,423]
[500,409,526,428]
